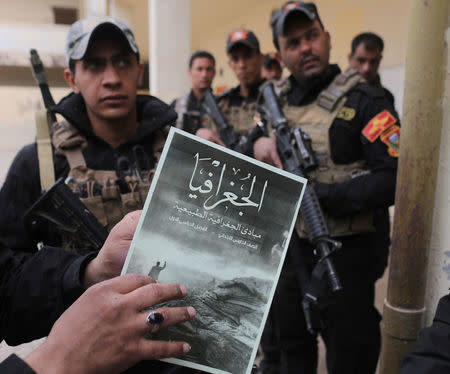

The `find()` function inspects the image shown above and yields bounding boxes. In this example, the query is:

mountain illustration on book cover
[122,128,306,374]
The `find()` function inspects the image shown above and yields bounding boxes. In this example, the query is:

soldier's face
[189,57,215,91]
[65,39,143,123]
[277,16,330,85]
[228,45,264,87]
[261,62,283,80]
[348,44,382,84]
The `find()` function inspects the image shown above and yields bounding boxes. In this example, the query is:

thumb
[108,210,142,241]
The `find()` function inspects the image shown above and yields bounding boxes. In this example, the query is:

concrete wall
[0,0,410,182]
[191,0,409,110]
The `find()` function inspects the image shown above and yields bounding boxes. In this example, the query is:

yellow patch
[362,110,397,142]
[336,106,356,121]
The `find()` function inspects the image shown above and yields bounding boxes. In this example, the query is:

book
[121,127,307,374]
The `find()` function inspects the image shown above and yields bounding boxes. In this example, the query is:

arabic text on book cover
[122,128,306,374]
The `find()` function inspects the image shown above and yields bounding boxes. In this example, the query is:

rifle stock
[24,178,108,252]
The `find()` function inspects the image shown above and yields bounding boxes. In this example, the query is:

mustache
[300,53,319,66]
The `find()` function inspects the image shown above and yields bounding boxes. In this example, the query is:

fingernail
[179,284,188,296]
[183,343,191,353]
[187,306,196,318]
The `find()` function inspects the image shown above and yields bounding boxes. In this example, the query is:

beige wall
[0,0,410,185]
[191,0,410,92]
[0,0,78,24]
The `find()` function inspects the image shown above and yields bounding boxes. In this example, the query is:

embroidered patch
[283,2,300,12]
[381,125,400,157]
[231,29,247,41]
[362,110,397,142]
[336,106,356,121]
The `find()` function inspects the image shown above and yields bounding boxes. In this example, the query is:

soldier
[217,29,265,135]
[194,28,281,161]
[171,51,217,134]
[255,2,399,373]
[348,32,395,106]
[0,16,174,252]
[261,52,283,81]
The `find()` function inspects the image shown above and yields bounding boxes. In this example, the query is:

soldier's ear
[64,68,80,94]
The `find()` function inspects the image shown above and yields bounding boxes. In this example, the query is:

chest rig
[35,110,163,250]
[174,94,215,133]
[276,69,376,237]
[51,119,163,232]
[218,95,257,135]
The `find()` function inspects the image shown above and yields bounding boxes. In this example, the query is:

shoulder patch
[362,110,397,142]
[380,124,400,157]
[336,106,356,121]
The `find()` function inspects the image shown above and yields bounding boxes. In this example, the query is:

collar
[288,64,341,106]
[229,78,266,104]
[51,92,176,142]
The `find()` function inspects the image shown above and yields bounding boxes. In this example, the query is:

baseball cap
[271,1,323,38]
[65,15,139,65]
[226,29,260,54]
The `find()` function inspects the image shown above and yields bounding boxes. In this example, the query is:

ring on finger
[146,311,165,333]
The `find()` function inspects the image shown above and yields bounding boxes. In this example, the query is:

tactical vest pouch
[223,104,257,135]
[138,181,151,203]
[120,191,141,214]
[296,210,375,238]
[101,182,123,230]
[350,211,376,233]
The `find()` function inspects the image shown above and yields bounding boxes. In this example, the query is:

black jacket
[0,93,176,251]
[0,244,92,345]
[0,354,36,374]
[400,293,450,373]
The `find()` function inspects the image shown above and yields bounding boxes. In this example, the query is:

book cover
[121,127,306,374]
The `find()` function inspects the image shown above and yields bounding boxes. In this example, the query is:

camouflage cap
[65,15,139,65]
[226,29,260,54]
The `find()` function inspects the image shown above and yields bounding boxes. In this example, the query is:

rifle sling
[35,109,55,191]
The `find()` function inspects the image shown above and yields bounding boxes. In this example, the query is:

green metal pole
[378,1,448,373]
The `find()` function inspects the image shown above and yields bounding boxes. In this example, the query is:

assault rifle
[257,82,342,334]
[202,87,251,153]
[29,49,57,123]
[27,49,108,251]
[24,178,109,252]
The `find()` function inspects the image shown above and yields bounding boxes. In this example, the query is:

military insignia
[283,2,300,12]
[336,106,356,121]
[381,125,400,157]
[231,30,247,41]
[362,110,397,142]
